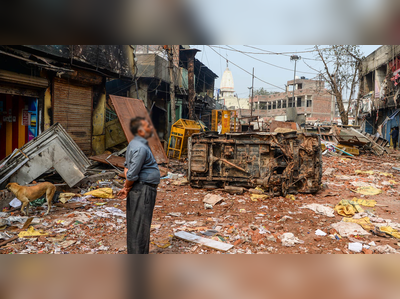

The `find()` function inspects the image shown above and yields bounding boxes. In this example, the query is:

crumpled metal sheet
[0,123,91,188]
[109,95,168,164]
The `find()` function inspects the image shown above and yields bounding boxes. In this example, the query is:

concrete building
[0,45,135,160]
[245,78,332,123]
[107,45,218,142]
[359,45,400,139]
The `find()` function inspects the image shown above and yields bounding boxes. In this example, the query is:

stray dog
[6,182,56,216]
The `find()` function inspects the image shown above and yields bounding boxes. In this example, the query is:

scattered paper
[9,198,21,208]
[300,204,335,218]
[315,229,327,236]
[348,242,363,253]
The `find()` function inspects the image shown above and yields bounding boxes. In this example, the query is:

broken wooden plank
[0,236,18,247]
[89,154,125,168]
[174,231,233,252]
[22,217,33,230]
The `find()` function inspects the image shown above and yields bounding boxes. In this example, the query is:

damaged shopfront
[0,46,135,160]
[0,69,47,160]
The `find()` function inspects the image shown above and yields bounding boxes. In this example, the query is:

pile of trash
[2,144,400,254]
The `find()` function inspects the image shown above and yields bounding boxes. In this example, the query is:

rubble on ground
[1,120,400,254]
[1,149,400,254]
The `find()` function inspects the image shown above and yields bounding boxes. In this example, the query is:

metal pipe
[333,145,354,157]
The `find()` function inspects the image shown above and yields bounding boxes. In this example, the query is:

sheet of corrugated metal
[0,122,91,188]
[53,78,92,155]
[109,95,168,164]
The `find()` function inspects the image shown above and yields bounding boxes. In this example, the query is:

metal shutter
[53,78,92,155]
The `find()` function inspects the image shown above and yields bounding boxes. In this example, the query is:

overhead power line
[224,45,317,75]
[243,45,327,55]
[208,46,285,91]
[243,45,323,62]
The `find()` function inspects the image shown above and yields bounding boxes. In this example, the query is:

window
[307,98,312,107]
[259,102,268,110]
[297,97,302,107]
[282,99,287,108]
[268,102,271,110]
[277,100,282,109]
[272,101,276,109]
[288,98,293,108]
[106,109,118,122]
[297,83,303,90]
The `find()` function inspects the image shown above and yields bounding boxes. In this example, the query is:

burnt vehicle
[188,131,322,196]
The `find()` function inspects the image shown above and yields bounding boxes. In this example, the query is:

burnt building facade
[106,45,218,145]
[359,45,400,142]
[0,45,135,160]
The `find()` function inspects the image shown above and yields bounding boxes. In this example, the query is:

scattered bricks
[234,239,243,246]
[250,230,263,244]
[363,248,373,254]
[38,236,47,243]
[249,224,258,230]
[314,237,322,242]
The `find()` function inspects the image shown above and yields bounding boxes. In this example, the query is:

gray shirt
[124,136,160,184]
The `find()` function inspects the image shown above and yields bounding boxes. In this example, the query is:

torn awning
[109,95,168,164]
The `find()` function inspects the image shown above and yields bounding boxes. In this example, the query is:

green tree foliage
[253,87,278,96]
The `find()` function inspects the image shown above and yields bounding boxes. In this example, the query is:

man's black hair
[129,117,146,135]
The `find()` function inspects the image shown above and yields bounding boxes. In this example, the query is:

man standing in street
[117,117,160,254]
[391,126,399,150]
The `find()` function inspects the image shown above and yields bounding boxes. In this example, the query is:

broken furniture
[167,119,206,159]
[319,126,388,156]
[188,131,322,196]
[0,122,91,190]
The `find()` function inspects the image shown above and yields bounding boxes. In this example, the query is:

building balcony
[136,54,188,89]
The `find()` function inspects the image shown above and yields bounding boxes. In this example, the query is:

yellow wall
[92,91,106,155]
[44,87,51,130]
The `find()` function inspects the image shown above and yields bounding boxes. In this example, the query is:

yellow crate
[167,119,206,159]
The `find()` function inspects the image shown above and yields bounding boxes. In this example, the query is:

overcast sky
[195,45,381,98]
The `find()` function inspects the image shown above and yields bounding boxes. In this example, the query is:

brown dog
[6,182,56,216]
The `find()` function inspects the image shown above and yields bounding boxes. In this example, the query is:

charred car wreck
[188,132,322,196]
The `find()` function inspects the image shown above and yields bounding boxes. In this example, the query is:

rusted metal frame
[195,139,273,145]
[193,177,249,182]
[207,142,213,180]
[187,137,192,181]
[105,154,123,173]
[221,143,226,180]
[217,158,248,173]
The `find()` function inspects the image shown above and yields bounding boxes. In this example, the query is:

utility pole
[181,48,200,120]
[290,55,301,112]
[166,45,176,125]
[251,67,254,119]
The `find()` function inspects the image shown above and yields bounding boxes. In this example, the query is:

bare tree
[315,45,362,125]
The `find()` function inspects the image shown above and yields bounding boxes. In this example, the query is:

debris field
[2,153,400,254]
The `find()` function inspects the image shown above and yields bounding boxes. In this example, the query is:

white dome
[220,67,234,92]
